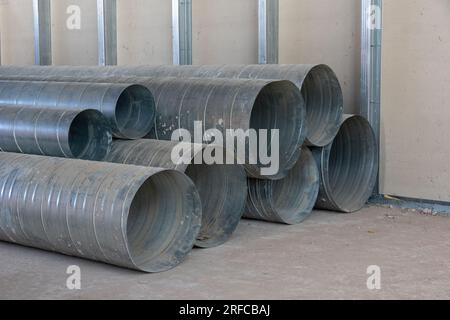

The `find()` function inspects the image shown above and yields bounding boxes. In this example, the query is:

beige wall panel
[51,0,98,65]
[117,0,172,65]
[192,0,258,65]
[279,0,361,114]
[0,0,34,65]
[381,0,450,201]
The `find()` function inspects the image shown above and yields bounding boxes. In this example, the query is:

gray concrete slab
[1,206,449,300]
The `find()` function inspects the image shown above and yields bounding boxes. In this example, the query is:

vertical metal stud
[172,0,192,65]
[361,0,382,193]
[0,32,2,66]
[33,0,52,65]
[258,0,279,64]
[97,0,117,66]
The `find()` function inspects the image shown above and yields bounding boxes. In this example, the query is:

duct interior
[301,65,344,147]
[115,84,155,139]
[68,109,112,160]
[127,170,196,270]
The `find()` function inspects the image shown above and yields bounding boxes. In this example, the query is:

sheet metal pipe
[0,74,306,180]
[245,147,320,224]
[0,80,155,139]
[312,115,379,213]
[0,106,112,161]
[0,153,202,272]
[0,65,342,147]
[106,139,248,248]
[148,77,306,180]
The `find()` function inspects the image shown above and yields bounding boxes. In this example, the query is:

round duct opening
[186,162,247,248]
[301,65,344,147]
[115,84,155,139]
[125,170,202,273]
[68,109,112,161]
[246,147,320,224]
[323,115,378,212]
[249,80,306,180]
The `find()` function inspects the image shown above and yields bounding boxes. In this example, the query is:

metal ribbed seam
[0,106,112,161]
[105,139,247,248]
[0,71,306,180]
[312,115,379,213]
[0,80,155,139]
[0,153,202,272]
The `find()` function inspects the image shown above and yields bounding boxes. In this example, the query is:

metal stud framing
[32,0,52,65]
[172,0,192,65]
[361,0,382,193]
[97,0,118,66]
[258,0,279,64]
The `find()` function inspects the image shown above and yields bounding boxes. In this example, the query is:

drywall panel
[380,0,450,201]
[53,0,173,65]
[117,0,172,65]
[192,0,258,65]
[0,0,172,66]
[279,0,361,114]
[2,1,259,66]
[0,0,34,65]
[51,0,98,65]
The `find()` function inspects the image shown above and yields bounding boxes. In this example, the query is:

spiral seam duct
[0,65,378,272]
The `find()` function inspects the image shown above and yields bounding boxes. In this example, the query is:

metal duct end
[0,106,112,161]
[125,170,202,272]
[245,147,320,225]
[107,139,247,249]
[68,109,112,161]
[186,144,248,248]
[301,64,344,147]
[112,84,156,139]
[247,80,306,180]
[313,115,379,213]
[0,80,156,140]
[0,153,202,273]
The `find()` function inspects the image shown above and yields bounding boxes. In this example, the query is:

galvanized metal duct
[0,74,306,180]
[145,77,306,181]
[0,80,155,140]
[245,147,320,224]
[0,153,202,272]
[0,64,343,147]
[106,139,247,248]
[0,106,112,161]
[312,115,379,213]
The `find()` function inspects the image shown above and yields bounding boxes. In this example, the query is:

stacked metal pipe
[0,64,379,273]
[106,139,248,249]
[0,80,155,139]
[0,153,201,272]
[0,64,343,147]
[0,72,307,180]
[312,115,379,213]
[246,147,320,224]
[0,106,112,160]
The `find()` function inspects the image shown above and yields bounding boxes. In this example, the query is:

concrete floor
[1,206,450,300]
